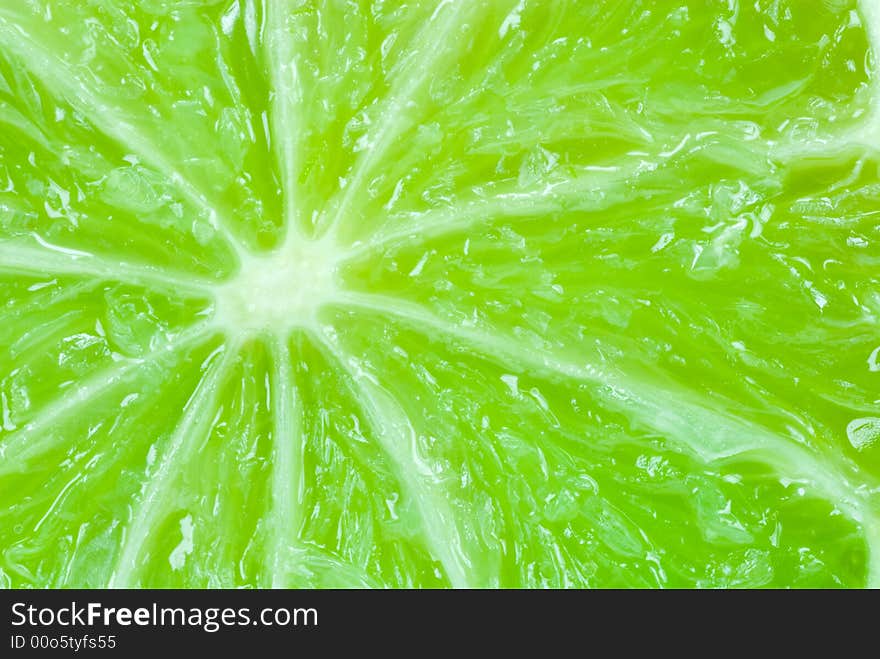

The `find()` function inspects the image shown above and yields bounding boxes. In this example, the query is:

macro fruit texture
[0,0,879,588]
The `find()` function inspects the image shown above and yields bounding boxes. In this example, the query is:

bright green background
[0,1,878,587]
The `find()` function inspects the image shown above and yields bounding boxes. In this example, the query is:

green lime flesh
[1,0,879,588]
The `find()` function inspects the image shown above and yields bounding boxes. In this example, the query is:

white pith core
[214,236,339,334]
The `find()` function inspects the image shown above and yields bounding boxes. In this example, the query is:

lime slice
[1,1,879,588]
